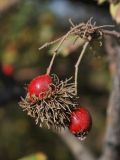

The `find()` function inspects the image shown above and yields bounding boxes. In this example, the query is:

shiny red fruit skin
[2,64,14,76]
[69,107,92,134]
[28,74,52,98]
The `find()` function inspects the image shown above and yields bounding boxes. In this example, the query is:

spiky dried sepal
[19,75,79,130]
[74,131,89,141]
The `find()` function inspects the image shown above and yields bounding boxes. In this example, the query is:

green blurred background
[0,0,114,160]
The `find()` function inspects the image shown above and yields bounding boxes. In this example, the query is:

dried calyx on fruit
[69,107,92,141]
[19,74,78,130]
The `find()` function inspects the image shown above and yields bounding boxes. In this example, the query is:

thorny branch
[39,18,120,95]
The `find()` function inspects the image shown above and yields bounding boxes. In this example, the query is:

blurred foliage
[110,2,120,23]
[97,0,120,23]
[0,0,112,160]
[19,152,47,160]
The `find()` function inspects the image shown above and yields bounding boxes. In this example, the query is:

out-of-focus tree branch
[99,36,120,160]
[60,129,96,160]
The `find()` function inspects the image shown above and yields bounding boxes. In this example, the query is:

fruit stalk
[74,41,89,95]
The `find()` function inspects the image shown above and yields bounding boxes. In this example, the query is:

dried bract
[19,75,79,130]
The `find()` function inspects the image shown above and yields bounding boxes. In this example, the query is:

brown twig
[102,29,120,38]
[69,18,75,27]
[46,23,84,75]
[38,36,64,50]
[46,29,77,74]
[39,18,120,84]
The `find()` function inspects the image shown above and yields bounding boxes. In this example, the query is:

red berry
[69,107,92,140]
[2,64,14,76]
[28,74,52,99]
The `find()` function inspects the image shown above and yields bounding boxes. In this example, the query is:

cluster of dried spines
[19,75,79,130]
[74,130,89,141]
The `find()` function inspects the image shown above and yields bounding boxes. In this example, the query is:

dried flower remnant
[19,75,79,130]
